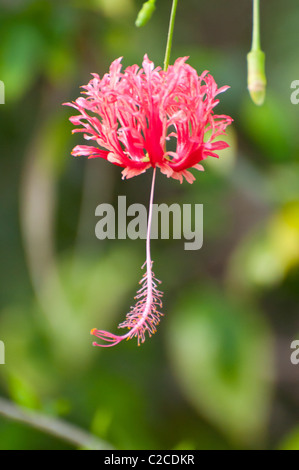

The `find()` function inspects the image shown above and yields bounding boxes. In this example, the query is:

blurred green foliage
[0,0,299,450]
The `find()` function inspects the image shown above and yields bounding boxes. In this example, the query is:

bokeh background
[0,0,299,450]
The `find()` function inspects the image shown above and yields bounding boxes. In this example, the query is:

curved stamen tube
[91,168,163,347]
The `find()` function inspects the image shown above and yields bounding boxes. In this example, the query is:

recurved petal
[71,145,109,159]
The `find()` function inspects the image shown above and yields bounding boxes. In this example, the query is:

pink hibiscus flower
[65,55,233,184]
[65,55,233,347]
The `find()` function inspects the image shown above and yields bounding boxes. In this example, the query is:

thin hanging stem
[91,168,163,347]
[251,0,261,51]
[163,0,179,71]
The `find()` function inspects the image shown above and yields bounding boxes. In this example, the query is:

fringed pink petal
[65,55,232,182]
[71,145,109,159]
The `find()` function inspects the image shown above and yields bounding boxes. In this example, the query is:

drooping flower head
[65,55,233,184]
[64,56,233,347]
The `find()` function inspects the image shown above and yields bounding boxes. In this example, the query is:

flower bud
[247,49,266,106]
[135,0,156,28]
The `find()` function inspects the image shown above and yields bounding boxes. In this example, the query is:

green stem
[0,397,113,450]
[251,0,261,51]
[163,0,179,71]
